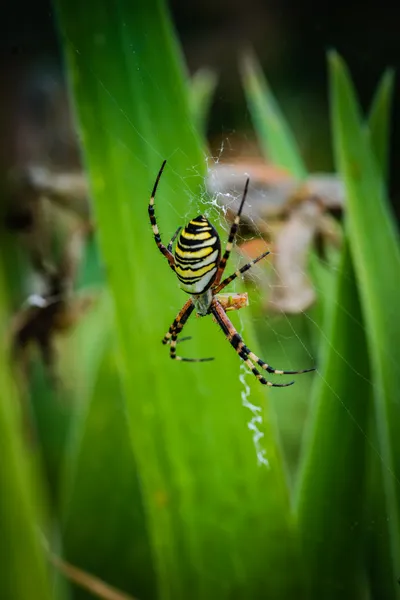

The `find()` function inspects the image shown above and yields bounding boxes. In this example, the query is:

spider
[149,160,315,387]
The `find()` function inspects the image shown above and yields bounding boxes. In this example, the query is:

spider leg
[211,299,313,386]
[213,178,250,287]
[163,335,192,345]
[167,226,182,254]
[162,299,214,362]
[162,299,193,344]
[214,250,270,293]
[149,160,175,271]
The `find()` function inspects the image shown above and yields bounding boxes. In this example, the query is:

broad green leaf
[240,51,307,178]
[54,0,302,598]
[329,51,400,596]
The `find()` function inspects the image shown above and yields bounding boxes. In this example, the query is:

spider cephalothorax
[148,160,315,387]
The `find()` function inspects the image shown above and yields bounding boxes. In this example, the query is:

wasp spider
[149,160,315,387]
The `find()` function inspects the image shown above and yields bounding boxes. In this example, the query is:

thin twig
[49,552,137,600]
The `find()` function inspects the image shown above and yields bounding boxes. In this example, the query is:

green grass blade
[0,269,52,600]
[296,54,396,598]
[54,0,302,597]
[329,51,400,594]
[189,67,218,135]
[365,64,396,599]
[296,242,371,598]
[367,69,395,179]
[240,51,307,178]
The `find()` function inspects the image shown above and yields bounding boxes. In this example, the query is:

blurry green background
[2,0,400,209]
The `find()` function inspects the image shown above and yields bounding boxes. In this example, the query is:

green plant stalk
[329,52,400,592]
[54,0,301,597]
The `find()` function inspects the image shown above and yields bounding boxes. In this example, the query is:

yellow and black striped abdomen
[174,215,221,294]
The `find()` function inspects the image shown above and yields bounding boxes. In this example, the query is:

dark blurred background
[1,0,399,214]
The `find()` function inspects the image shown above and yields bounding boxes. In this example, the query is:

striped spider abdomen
[174,216,221,294]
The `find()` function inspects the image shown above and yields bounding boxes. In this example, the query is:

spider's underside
[148,160,315,387]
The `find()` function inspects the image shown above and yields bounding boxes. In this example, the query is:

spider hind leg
[162,299,214,362]
[170,331,214,362]
[211,299,314,387]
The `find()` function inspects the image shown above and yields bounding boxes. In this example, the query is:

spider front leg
[167,226,182,254]
[214,250,271,293]
[213,178,250,287]
[162,299,214,362]
[211,299,314,386]
[149,160,175,272]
